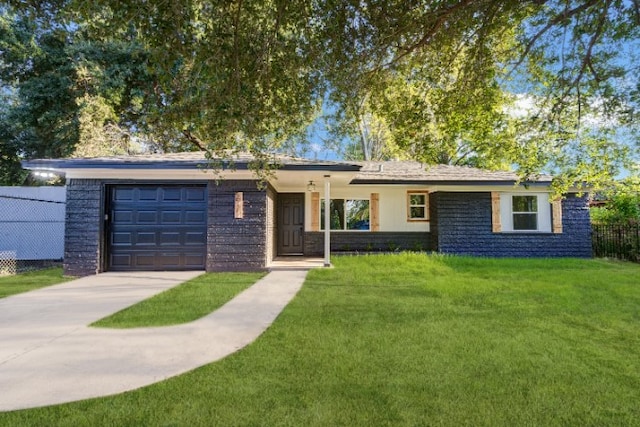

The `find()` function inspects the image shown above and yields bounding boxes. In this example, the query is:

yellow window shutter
[371,193,380,231]
[491,192,501,232]
[311,192,320,231]
[552,199,563,233]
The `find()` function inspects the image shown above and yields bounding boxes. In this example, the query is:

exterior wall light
[307,180,316,192]
[33,171,57,179]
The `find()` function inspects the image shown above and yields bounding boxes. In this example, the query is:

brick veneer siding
[304,232,431,255]
[206,180,268,271]
[430,192,592,257]
[64,179,103,276]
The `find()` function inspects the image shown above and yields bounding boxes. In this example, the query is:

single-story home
[23,152,591,276]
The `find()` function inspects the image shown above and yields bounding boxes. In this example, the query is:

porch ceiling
[267,170,357,193]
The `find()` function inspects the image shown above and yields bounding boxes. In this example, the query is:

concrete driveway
[0,269,308,412]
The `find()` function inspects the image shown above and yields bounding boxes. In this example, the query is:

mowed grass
[0,267,68,298]
[1,254,639,426]
[92,272,265,328]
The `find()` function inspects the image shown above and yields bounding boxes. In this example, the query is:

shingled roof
[351,161,552,185]
[23,151,361,172]
[23,152,552,185]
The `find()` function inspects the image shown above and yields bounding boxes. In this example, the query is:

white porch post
[323,175,331,267]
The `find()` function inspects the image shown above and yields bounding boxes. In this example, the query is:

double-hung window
[321,199,370,230]
[407,191,429,221]
[512,195,538,230]
[497,193,552,232]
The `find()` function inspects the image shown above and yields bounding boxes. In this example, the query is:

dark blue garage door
[108,185,207,271]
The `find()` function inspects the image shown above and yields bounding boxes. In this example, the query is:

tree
[5,0,640,190]
[0,8,166,184]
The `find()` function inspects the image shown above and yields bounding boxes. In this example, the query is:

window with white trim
[512,195,538,230]
[407,191,429,221]
[498,193,552,233]
[321,199,370,230]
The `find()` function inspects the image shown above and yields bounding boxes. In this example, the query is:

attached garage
[107,185,207,271]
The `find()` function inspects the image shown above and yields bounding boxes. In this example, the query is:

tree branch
[509,0,604,73]
[182,129,207,151]
[392,0,477,65]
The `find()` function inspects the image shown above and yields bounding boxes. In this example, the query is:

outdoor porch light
[307,180,316,192]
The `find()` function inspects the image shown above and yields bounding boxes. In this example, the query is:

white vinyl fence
[0,187,66,274]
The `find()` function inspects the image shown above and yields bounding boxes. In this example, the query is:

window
[321,199,370,230]
[512,195,537,230]
[497,193,552,233]
[407,191,429,221]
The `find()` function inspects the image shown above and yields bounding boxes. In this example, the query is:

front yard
[0,268,67,298]
[1,254,639,426]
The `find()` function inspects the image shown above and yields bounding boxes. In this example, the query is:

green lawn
[1,254,639,426]
[92,272,264,328]
[0,268,68,298]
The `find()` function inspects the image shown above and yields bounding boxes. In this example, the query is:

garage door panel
[185,253,206,267]
[185,210,206,224]
[113,210,134,223]
[112,232,133,245]
[185,231,206,245]
[110,253,132,268]
[162,188,182,201]
[135,232,156,245]
[113,188,135,201]
[138,188,159,201]
[137,211,158,223]
[133,253,157,267]
[159,232,181,245]
[108,185,207,271]
[186,188,206,201]
[161,211,181,224]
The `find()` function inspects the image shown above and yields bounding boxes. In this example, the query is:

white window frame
[407,191,429,221]
[499,193,552,233]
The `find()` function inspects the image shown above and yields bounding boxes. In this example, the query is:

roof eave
[22,159,361,172]
[349,179,552,186]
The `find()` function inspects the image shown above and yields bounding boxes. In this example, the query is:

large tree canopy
[0,8,170,183]
[3,0,639,190]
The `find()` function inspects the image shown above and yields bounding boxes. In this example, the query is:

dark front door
[278,193,304,255]
[107,185,207,271]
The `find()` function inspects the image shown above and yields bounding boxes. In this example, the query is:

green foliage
[3,1,639,188]
[92,272,264,328]
[0,268,68,299]
[590,176,640,224]
[2,256,640,426]
[0,8,165,183]
[591,193,640,224]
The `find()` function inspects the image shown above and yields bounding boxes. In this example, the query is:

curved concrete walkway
[0,269,308,412]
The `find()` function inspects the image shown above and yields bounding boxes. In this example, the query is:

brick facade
[429,192,592,257]
[304,232,431,255]
[206,180,269,271]
[64,179,103,276]
[63,180,591,277]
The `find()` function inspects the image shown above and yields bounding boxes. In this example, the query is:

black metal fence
[592,223,640,262]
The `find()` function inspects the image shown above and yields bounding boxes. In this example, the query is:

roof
[351,161,553,186]
[22,151,362,172]
[22,152,553,186]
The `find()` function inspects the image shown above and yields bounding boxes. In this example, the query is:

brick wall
[304,232,431,255]
[431,192,592,257]
[206,180,268,271]
[64,179,103,276]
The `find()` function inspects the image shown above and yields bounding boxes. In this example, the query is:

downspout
[324,175,331,267]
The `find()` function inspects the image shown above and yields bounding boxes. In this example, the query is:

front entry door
[278,193,304,255]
